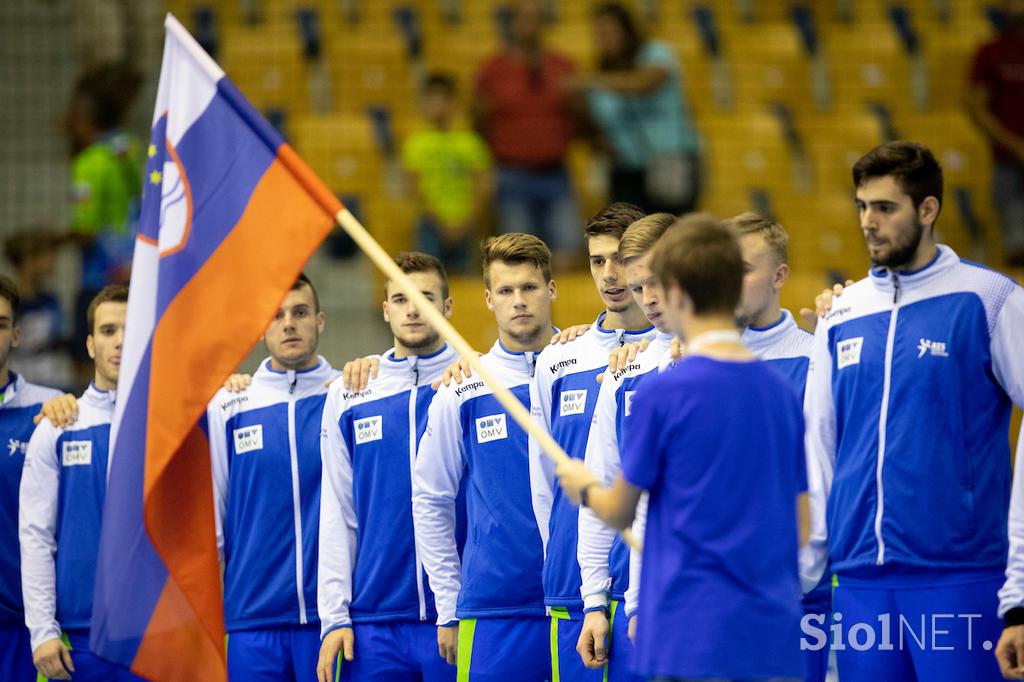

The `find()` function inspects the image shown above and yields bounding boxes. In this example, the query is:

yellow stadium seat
[799,109,885,192]
[291,113,384,197]
[725,22,812,110]
[219,24,308,114]
[822,22,911,113]
[327,35,413,113]
[702,110,798,196]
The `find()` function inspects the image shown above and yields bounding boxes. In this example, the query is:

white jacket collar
[869,244,957,294]
[742,309,797,353]
[254,355,334,392]
[380,344,458,386]
[83,382,116,411]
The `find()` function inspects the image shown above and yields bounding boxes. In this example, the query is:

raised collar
[83,382,117,410]
[868,244,956,295]
[380,344,458,385]
[742,309,796,352]
[488,338,542,377]
[591,311,656,344]
[254,356,334,393]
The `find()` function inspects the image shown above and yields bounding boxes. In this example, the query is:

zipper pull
[288,371,297,395]
[892,272,901,305]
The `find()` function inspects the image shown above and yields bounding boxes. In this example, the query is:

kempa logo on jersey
[343,389,373,400]
[837,337,864,369]
[220,395,248,411]
[7,438,27,456]
[455,381,485,397]
[917,338,949,358]
[549,358,577,374]
[233,425,263,454]
[62,440,92,466]
[624,391,636,417]
[560,390,588,416]
[476,414,508,443]
[613,363,642,381]
[354,416,383,444]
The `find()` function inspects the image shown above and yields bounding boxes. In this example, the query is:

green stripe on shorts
[457,618,477,682]
[604,602,621,682]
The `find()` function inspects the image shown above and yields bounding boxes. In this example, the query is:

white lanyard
[686,329,742,355]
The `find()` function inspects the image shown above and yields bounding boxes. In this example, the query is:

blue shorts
[0,624,35,681]
[339,621,456,681]
[457,615,550,681]
[801,589,831,682]
[550,609,602,681]
[832,570,1004,682]
[228,624,320,682]
[607,602,642,682]
[63,629,146,682]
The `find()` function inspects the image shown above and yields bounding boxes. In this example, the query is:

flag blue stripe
[155,84,277,317]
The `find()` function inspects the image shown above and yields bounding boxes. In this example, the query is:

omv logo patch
[354,416,383,444]
[233,425,264,454]
[559,389,588,417]
[475,414,508,443]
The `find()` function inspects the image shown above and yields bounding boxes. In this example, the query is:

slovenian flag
[89,14,341,680]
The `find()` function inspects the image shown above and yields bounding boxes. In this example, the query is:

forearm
[590,68,667,96]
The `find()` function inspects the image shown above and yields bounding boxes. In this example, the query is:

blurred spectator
[968,0,1024,267]
[4,230,73,392]
[474,0,583,271]
[576,3,701,215]
[402,73,492,274]
[64,62,142,383]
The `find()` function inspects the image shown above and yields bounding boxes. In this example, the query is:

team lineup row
[5,139,1024,682]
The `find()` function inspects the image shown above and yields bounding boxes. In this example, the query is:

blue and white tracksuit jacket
[208,357,336,632]
[800,246,1024,617]
[413,340,547,625]
[0,374,60,629]
[578,332,673,612]
[19,384,113,652]
[318,345,458,637]
[530,313,656,615]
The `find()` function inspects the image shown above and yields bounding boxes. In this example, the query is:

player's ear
[548,279,557,301]
[443,297,453,319]
[86,333,96,361]
[382,299,391,323]
[774,262,789,290]
[918,195,940,229]
[484,288,494,312]
[316,310,325,333]
[10,324,20,350]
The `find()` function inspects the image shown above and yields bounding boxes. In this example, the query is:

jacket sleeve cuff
[320,622,352,641]
[30,624,62,655]
[583,593,610,611]
[583,605,607,615]
[1005,607,1024,628]
[439,619,459,628]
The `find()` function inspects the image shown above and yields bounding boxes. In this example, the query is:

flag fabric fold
[89,14,341,681]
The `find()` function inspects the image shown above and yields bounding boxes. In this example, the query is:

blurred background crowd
[2,0,1023,393]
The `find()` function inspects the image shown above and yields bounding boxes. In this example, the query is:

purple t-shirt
[622,356,807,680]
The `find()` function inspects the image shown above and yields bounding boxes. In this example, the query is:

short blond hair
[481,233,552,288]
[617,213,678,263]
[722,212,789,264]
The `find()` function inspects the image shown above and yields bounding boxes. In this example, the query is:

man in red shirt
[969,0,1024,267]
[474,0,584,271]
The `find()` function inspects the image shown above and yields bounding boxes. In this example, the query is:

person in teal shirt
[574,3,701,215]
[402,73,492,273]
